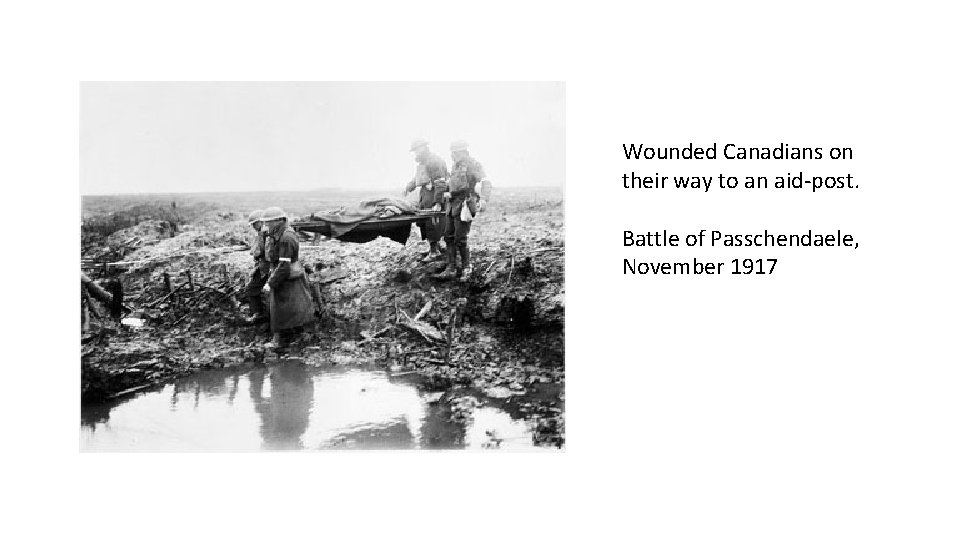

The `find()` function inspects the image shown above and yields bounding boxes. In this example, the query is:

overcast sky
[80,82,564,195]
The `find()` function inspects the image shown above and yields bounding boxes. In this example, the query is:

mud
[81,188,564,448]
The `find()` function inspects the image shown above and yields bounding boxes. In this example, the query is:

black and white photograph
[6,1,960,537]
[79,82,565,451]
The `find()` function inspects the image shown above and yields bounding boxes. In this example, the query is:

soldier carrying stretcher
[404,138,449,260]
[439,140,485,281]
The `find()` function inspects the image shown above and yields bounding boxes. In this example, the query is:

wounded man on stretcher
[293,197,443,244]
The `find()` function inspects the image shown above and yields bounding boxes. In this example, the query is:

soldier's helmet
[247,209,265,224]
[261,207,287,221]
[450,140,469,152]
[410,138,429,152]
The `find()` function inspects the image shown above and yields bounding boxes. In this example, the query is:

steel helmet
[247,209,265,224]
[410,138,429,152]
[450,140,469,152]
[261,206,287,221]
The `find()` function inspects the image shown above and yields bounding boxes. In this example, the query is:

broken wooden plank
[444,307,458,362]
[81,273,115,306]
[146,282,189,307]
[399,318,445,344]
[360,326,394,343]
[315,268,350,285]
[415,357,451,366]
[413,300,433,321]
[108,383,156,400]
[526,246,563,255]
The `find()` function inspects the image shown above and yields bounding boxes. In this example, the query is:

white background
[2,1,958,539]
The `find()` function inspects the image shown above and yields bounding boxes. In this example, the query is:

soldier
[261,207,316,351]
[244,209,270,324]
[404,138,449,259]
[478,178,493,210]
[439,140,485,280]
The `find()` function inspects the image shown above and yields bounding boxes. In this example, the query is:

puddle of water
[80,362,556,452]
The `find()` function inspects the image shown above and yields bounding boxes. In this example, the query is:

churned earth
[81,188,564,449]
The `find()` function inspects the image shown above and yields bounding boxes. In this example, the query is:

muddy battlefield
[81,187,564,450]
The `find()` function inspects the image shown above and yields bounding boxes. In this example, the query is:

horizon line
[80,185,565,197]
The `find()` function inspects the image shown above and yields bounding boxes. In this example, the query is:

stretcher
[291,210,444,244]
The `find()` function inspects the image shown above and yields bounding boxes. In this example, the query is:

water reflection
[80,361,551,452]
[300,367,422,449]
[250,363,313,450]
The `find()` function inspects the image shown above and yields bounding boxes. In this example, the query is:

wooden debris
[82,273,116,306]
[316,267,350,285]
[527,246,563,255]
[107,280,124,318]
[108,383,155,400]
[360,326,394,343]
[399,317,445,343]
[413,300,433,321]
[444,307,458,362]
[146,282,189,307]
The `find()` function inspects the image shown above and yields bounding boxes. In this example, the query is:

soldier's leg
[267,332,285,352]
[419,219,440,256]
[439,213,459,277]
[455,217,472,276]
[442,213,454,251]
[245,268,268,318]
[425,218,441,252]
[415,221,428,243]
[434,214,448,253]
[445,213,458,266]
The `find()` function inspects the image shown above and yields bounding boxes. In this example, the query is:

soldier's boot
[438,246,459,279]
[264,332,287,355]
[244,295,269,325]
[423,241,441,261]
[458,243,472,281]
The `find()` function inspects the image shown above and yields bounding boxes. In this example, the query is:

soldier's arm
[434,163,449,195]
[469,161,486,191]
[430,161,448,203]
[268,234,296,289]
[405,179,417,194]
[251,232,263,258]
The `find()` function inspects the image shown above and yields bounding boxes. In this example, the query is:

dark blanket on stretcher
[317,198,419,237]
